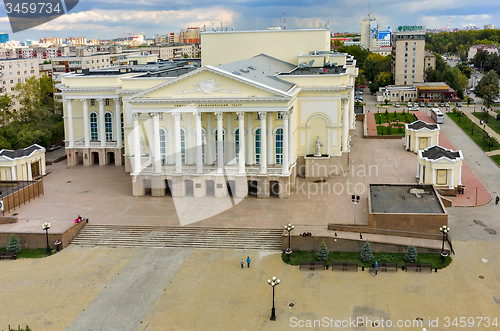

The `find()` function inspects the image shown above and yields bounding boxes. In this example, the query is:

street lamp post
[41,222,51,255]
[267,276,281,321]
[284,223,294,261]
[439,225,450,265]
[352,195,360,224]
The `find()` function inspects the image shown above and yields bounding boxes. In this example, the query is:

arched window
[255,128,261,164]
[160,128,167,164]
[90,112,98,141]
[120,112,124,141]
[180,128,186,164]
[105,113,113,141]
[275,128,283,164]
[214,129,226,164]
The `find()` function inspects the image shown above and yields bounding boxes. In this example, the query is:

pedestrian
[247,256,251,268]
[374,261,378,275]
[360,233,363,240]
[241,258,244,268]
[480,119,483,125]
[496,196,499,205]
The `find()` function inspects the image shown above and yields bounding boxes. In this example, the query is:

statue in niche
[314,135,323,157]
[140,137,146,156]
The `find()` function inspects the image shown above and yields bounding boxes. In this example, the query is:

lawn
[490,154,500,166]
[374,111,416,124]
[376,125,406,136]
[0,248,48,259]
[447,112,500,152]
[281,251,452,269]
[472,111,500,136]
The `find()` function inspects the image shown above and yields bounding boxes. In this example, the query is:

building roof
[217,54,296,92]
[370,184,445,214]
[419,145,463,162]
[0,144,44,160]
[406,120,439,131]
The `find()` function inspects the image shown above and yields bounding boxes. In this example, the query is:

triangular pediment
[130,66,292,101]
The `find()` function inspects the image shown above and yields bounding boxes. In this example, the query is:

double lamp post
[284,223,294,261]
[41,222,51,255]
[439,225,450,264]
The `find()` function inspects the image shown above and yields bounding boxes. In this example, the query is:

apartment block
[391,27,426,86]
[0,58,40,111]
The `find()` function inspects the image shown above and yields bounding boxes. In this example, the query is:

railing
[138,164,284,176]
[0,179,44,213]
[73,140,118,147]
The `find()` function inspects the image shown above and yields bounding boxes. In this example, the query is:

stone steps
[71,224,283,250]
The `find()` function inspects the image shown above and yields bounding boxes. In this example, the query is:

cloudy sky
[1,0,499,41]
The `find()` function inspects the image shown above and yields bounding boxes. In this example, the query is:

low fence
[0,179,44,214]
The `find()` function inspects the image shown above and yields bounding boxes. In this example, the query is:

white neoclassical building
[58,29,358,199]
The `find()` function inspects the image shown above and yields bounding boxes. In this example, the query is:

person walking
[374,261,378,275]
[496,196,499,205]
[246,256,251,268]
[240,258,244,268]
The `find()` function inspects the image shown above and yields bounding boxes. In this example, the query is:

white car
[407,102,412,107]
[395,102,400,108]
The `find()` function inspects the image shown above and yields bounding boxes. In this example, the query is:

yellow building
[417,145,463,190]
[0,144,46,181]
[58,29,358,199]
[405,120,440,152]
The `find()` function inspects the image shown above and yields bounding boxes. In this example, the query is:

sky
[0,0,500,41]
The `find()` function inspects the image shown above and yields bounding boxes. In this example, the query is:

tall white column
[259,111,267,174]
[41,158,46,175]
[10,166,16,180]
[226,112,232,163]
[405,132,410,150]
[153,113,161,173]
[81,99,90,147]
[27,162,32,180]
[288,109,293,164]
[419,164,424,184]
[167,113,174,164]
[458,165,462,185]
[148,114,154,164]
[66,99,74,148]
[449,168,455,189]
[414,135,418,153]
[187,114,193,164]
[431,168,436,185]
[349,85,355,129]
[436,133,440,146]
[237,112,246,174]
[416,160,420,178]
[173,113,182,173]
[194,112,203,174]
[98,99,105,147]
[215,112,224,172]
[282,111,289,175]
[114,98,121,147]
[247,113,253,164]
[207,113,213,164]
[132,114,141,174]
[267,112,273,164]
[342,98,349,151]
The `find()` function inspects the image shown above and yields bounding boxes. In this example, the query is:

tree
[14,76,57,115]
[404,245,418,263]
[6,234,21,254]
[476,70,500,108]
[483,133,497,152]
[0,94,13,125]
[181,53,189,58]
[361,241,374,262]
[316,241,329,262]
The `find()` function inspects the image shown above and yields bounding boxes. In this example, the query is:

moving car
[407,102,412,107]
[409,106,419,111]
[444,102,450,107]
[456,102,462,107]
[47,144,61,151]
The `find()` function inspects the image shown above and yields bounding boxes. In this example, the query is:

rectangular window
[105,98,110,106]
[277,112,283,120]
[90,99,96,106]
[436,169,448,185]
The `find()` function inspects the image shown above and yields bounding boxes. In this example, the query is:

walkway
[459,106,500,156]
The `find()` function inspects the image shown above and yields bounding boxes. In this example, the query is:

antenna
[284,11,286,30]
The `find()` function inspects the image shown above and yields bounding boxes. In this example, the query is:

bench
[405,263,432,272]
[299,261,325,270]
[0,252,17,260]
[331,261,358,271]
[380,262,398,272]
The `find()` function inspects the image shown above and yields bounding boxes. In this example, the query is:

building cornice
[128,97,291,104]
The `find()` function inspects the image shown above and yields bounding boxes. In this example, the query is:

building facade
[58,30,358,199]
[0,58,40,112]
[391,27,426,86]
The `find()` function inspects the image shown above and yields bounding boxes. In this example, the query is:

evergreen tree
[405,245,418,263]
[6,234,21,254]
[316,241,329,262]
[361,241,374,262]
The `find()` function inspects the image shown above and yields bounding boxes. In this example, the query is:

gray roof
[217,54,296,93]
[407,120,438,131]
[0,144,44,160]
[421,145,461,161]
[370,184,445,214]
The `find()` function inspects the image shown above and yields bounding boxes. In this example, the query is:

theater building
[58,29,358,199]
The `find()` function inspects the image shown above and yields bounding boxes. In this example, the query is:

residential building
[66,37,87,45]
[424,51,436,72]
[484,24,495,30]
[57,29,359,199]
[40,37,62,45]
[143,45,200,60]
[467,44,499,61]
[0,58,40,111]
[361,16,378,49]
[0,33,9,44]
[391,26,426,86]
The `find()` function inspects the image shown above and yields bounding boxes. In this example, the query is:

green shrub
[6,234,21,254]
[361,241,374,262]
[316,241,329,262]
[405,245,418,263]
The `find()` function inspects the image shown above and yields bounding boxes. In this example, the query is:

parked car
[440,102,445,107]
[419,102,425,107]
[356,90,363,95]
[358,85,366,88]
[409,106,419,111]
[426,102,432,107]
[444,102,450,107]
[407,101,412,107]
[434,103,438,107]
[456,102,462,107]
[414,102,418,107]
[497,113,500,121]
[47,144,61,151]
[395,102,400,108]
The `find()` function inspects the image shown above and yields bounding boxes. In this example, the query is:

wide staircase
[71,224,283,250]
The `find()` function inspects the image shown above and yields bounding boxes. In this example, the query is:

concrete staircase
[71,224,283,250]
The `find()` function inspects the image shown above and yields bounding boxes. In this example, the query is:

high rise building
[391,26,426,86]
[0,33,9,44]
[360,16,378,49]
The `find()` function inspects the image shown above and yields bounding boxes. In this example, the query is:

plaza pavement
[1,241,500,331]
